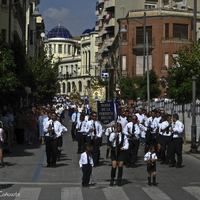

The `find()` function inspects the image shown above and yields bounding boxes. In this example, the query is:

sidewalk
[183,142,200,160]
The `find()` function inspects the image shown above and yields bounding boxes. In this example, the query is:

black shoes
[110,180,114,186]
[152,182,157,186]
[117,178,122,186]
[176,164,181,168]
[148,182,152,186]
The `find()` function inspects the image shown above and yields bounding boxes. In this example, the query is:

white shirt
[117,116,128,130]
[144,151,157,162]
[139,124,147,138]
[43,119,62,137]
[72,112,81,123]
[76,121,88,135]
[136,113,145,124]
[109,132,129,150]
[105,126,115,136]
[150,117,158,133]
[79,152,94,168]
[86,120,102,138]
[172,120,184,138]
[123,122,141,140]
[159,121,172,136]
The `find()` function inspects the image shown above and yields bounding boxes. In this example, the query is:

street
[0,113,200,200]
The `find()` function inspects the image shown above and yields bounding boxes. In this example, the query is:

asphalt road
[0,112,200,200]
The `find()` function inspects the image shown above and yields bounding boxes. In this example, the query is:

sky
[38,0,97,36]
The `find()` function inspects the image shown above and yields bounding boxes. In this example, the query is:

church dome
[47,23,73,39]
[82,29,92,35]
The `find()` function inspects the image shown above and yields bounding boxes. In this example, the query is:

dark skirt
[111,147,126,161]
[147,162,156,172]
[156,134,163,144]
[107,136,112,147]
[57,136,63,147]
[0,141,4,149]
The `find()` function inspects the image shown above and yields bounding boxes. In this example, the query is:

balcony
[104,0,115,9]
[132,38,155,53]
[105,38,114,47]
[95,21,99,31]
[99,0,105,3]
[105,18,115,28]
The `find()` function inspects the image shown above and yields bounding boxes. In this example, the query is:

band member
[136,108,145,124]
[71,108,80,141]
[124,115,141,168]
[105,125,115,158]
[168,113,184,168]
[144,144,158,186]
[109,123,129,186]
[86,112,102,166]
[79,145,94,187]
[76,115,87,154]
[43,113,62,168]
[117,112,128,131]
[159,115,172,164]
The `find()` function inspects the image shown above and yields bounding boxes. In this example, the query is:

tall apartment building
[95,0,200,98]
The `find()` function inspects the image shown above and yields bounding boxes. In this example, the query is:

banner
[98,100,114,125]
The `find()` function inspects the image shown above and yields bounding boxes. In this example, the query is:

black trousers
[169,138,183,165]
[81,135,87,152]
[82,164,92,185]
[76,132,83,153]
[45,136,58,165]
[126,140,140,164]
[160,136,171,162]
[88,137,100,165]
[71,123,76,140]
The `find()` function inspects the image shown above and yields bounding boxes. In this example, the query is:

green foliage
[27,49,60,102]
[119,75,138,101]
[167,42,200,104]
[0,36,20,103]
[137,69,161,100]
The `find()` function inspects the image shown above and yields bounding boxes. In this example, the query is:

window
[87,80,90,87]
[122,25,127,42]
[67,82,71,93]
[165,23,169,40]
[66,66,68,73]
[145,3,157,9]
[122,56,126,71]
[62,82,65,93]
[136,26,152,45]
[164,53,169,69]
[1,29,6,41]
[49,44,52,54]
[58,44,62,53]
[64,45,66,54]
[173,24,188,40]
[71,65,73,74]
[172,54,180,68]
[72,81,75,89]
[79,81,82,92]
[68,45,71,54]
[61,66,63,75]
[54,44,56,53]
[75,64,78,76]
[136,55,152,75]
[2,0,7,5]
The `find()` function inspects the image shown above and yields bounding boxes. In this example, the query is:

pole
[108,53,110,101]
[190,76,197,152]
[194,0,197,41]
[143,12,146,79]
[146,32,150,112]
[119,37,122,81]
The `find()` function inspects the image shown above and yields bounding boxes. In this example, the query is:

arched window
[67,82,71,93]
[79,81,82,92]
[72,81,75,89]
[62,82,65,94]
[87,80,90,87]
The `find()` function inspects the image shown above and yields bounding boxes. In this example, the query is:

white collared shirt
[172,120,184,138]
[123,122,141,140]
[144,151,157,162]
[86,120,102,138]
[105,126,115,136]
[43,119,62,137]
[159,121,172,136]
[109,132,129,150]
[76,121,88,135]
[79,152,94,168]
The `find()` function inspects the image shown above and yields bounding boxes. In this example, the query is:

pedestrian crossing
[10,185,200,200]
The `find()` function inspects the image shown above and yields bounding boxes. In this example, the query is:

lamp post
[194,0,197,41]
[190,76,197,152]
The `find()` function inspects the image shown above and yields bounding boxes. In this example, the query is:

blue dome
[82,29,92,35]
[47,25,73,39]
[91,27,95,32]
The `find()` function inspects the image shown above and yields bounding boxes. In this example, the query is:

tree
[137,69,161,101]
[166,42,200,143]
[119,75,138,101]
[0,35,20,105]
[167,42,200,103]
[27,49,60,103]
